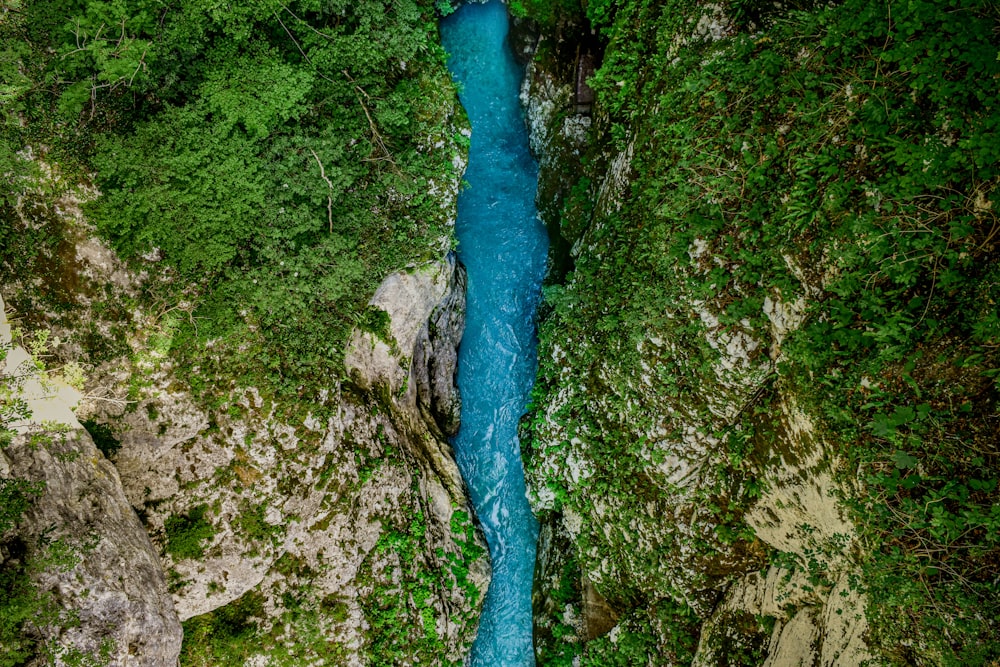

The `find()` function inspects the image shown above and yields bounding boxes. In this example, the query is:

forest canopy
[1,0,462,395]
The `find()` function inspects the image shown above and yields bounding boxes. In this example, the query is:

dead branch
[309,148,335,233]
[341,70,396,167]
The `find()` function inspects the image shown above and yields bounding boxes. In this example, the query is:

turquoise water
[440,2,547,665]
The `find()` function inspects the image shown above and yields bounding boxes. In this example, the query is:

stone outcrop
[693,568,869,667]
[345,251,487,573]
[1,293,183,666]
[1,99,486,661]
[414,256,467,439]
[67,252,489,663]
[520,12,872,666]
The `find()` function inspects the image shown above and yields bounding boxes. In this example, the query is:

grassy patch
[164,504,216,561]
[180,591,265,667]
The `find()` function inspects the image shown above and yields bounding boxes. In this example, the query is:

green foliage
[361,513,445,665]
[179,563,359,666]
[199,45,315,139]
[0,6,38,208]
[234,501,283,552]
[180,591,265,667]
[0,493,109,667]
[0,545,45,667]
[0,479,42,535]
[1,0,463,408]
[164,504,216,560]
[0,324,109,663]
[509,0,585,27]
[0,324,46,664]
[446,509,485,606]
[528,0,1000,661]
[356,306,393,344]
[699,611,774,667]
[357,484,483,666]
[580,598,700,666]
[532,526,584,666]
[92,104,268,277]
[434,0,457,17]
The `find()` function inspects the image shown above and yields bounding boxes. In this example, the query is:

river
[440,2,547,664]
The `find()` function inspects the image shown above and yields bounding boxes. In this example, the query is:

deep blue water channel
[440,2,547,665]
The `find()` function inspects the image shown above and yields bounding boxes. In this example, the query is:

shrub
[164,505,216,560]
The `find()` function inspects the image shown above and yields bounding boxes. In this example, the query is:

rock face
[0,101,487,662]
[520,10,874,666]
[414,257,467,438]
[346,254,467,440]
[693,568,868,667]
[70,253,488,663]
[1,293,183,666]
[345,250,485,559]
[347,253,472,500]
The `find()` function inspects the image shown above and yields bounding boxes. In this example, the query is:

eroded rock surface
[69,254,489,663]
[521,10,872,665]
[1,293,183,666]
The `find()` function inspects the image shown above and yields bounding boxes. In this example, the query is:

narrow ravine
[440,2,548,665]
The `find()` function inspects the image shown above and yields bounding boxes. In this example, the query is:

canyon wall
[519,1,1000,664]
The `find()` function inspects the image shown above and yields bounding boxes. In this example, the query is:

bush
[164,505,216,560]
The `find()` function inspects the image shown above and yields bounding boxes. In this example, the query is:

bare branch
[273,12,338,85]
[281,4,335,41]
[309,148,335,233]
[341,70,396,167]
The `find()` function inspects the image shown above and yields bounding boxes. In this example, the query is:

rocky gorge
[517,0,1000,664]
[2,0,999,665]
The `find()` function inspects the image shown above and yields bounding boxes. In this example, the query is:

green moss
[164,504,216,561]
[357,306,393,345]
[533,520,584,666]
[321,595,350,623]
[0,540,45,666]
[580,599,701,666]
[180,591,265,667]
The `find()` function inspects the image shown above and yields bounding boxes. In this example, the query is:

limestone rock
[1,294,182,667]
[70,254,487,661]
[346,253,475,507]
[345,256,459,398]
[3,429,184,666]
[738,396,857,573]
[692,567,870,667]
[413,254,467,438]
